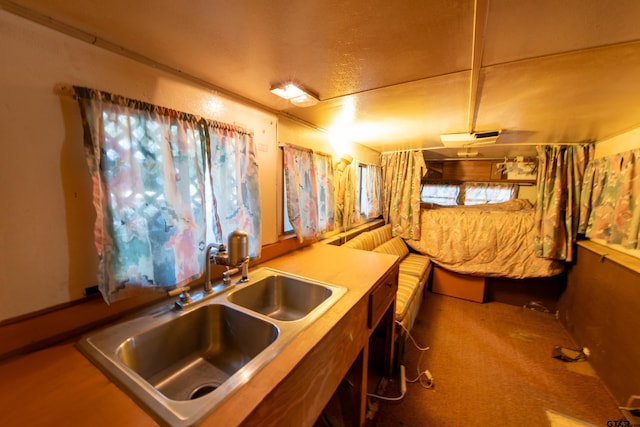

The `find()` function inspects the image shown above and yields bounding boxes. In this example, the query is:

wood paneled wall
[424,160,534,183]
[558,243,640,405]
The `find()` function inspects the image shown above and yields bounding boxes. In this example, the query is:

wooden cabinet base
[432,266,486,303]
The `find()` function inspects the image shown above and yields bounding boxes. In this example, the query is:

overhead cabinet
[424,160,536,183]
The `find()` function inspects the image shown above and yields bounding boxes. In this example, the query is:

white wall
[0,10,279,321]
[0,10,382,322]
[595,126,640,158]
[278,116,381,165]
[517,185,537,204]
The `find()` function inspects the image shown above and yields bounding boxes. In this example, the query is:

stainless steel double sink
[77,267,347,427]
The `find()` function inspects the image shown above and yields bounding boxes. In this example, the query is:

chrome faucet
[203,243,218,294]
[169,230,250,310]
[221,229,250,283]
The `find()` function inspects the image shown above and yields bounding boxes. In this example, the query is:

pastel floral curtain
[314,151,335,233]
[578,148,640,251]
[381,151,427,239]
[205,122,261,258]
[283,144,335,242]
[334,161,357,230]
[75,86,260,303]
[534,144,594,262]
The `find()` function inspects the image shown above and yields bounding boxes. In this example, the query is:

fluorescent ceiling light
[270,82,319,107]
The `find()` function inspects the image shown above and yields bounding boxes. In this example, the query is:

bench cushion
[369,224,392,248]
[400,253,431,279]
[340,222,431,331]
[395,272,420,324]
[342,232,377,251]
[373,236,409,259]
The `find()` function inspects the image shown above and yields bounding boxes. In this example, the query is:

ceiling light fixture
[270,82,319,107]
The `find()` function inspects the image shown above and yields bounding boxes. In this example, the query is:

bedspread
[405,200,564,278]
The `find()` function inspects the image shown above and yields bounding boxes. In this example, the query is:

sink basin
[228,273,334,321]
[117,304,278,401]
[77,267,346,426]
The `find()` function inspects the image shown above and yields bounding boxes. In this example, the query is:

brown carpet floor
[366,291,625,427]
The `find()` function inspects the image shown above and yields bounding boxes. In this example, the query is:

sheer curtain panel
[75,87,207,303]
[360,163,383,219]
[334,161,357,230]
[205,122,261,258]
[75,87,262,303]
[283,144,335,242]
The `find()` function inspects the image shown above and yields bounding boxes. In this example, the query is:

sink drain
[189,383,221,400]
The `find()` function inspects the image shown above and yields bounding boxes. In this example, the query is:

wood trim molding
[577,240,640,274]
[0,237,315,361]
[0,292,165,361]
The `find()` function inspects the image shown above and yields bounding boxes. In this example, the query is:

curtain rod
[277,143,381,168]
[65,84,254,135]
[277,143,334,158]
[383,141,594,156]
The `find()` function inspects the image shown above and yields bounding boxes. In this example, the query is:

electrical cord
[366,365,407,401]
[396,320,434,389]
[367,321,434,402]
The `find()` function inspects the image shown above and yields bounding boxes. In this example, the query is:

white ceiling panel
[4,0,640,159]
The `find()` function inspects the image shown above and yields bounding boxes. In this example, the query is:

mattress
[405,200,564,278]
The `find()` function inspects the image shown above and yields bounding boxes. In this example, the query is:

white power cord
[367,321,434,403]
[396,320,434,389]
[366,365,407,401]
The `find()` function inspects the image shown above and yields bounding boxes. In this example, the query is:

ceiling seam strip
[319,69,471,102]
[467,0,490,134]
[482,38,640,70]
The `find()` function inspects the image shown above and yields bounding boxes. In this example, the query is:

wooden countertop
[0,243,399,427]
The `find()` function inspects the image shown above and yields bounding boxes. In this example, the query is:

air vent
[439,130,501,147]
[475,131,500,139]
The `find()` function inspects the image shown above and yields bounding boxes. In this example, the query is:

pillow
[343,232,377,251]
[369,225,392,248]
[373,236,409,259]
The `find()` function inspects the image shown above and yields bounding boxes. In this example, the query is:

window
[357,163,382,219]
[421,182,517,206]
[282,144,335,242]
[460,182,518,205]
[282,178,294,234]
[358,164,366,213]
[75,86,260,303]
[420,184,460,206]
[281,148,382,237]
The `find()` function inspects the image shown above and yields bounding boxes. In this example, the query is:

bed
[404,199,564,278]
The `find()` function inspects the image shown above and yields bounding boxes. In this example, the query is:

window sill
[577,240,640,275]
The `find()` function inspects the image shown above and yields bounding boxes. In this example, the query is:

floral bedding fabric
[405,200,565,278]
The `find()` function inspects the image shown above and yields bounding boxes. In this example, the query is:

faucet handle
[168,286,192,309]
[168,286,192,305]
[167,285,190,297]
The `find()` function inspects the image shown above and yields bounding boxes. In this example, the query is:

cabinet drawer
[368,276,398,328]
